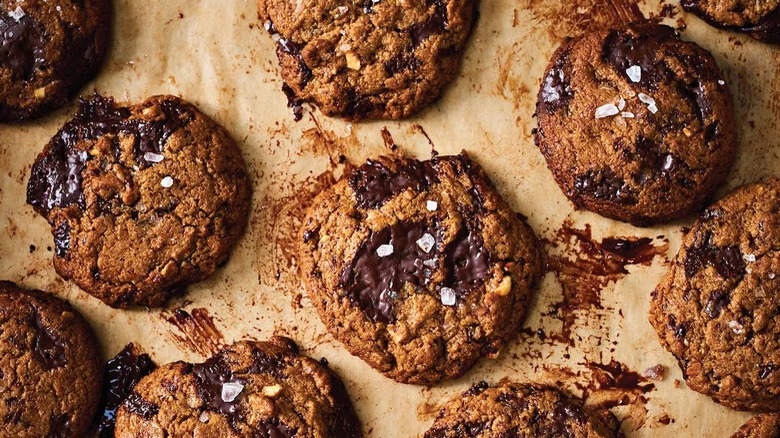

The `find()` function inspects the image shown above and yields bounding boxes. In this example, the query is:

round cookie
[26,94,252,308]
[681,0,779,44]
[258,0,475,121]
[424,381,623,438]
[114,337,362,438]
[535,22,736,226]
[731,414,780,438]
[0,281,102,438]
[0,0,111,122]
[650,178,780,411]
[299,153,542,385]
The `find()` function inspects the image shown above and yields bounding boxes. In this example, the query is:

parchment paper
[0,0,778,436]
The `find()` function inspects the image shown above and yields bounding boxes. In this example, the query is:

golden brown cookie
[535,22,736,226]
[0,281,102,438]
[681,0,778,44]
[650,178,780,411]
[258,0,475,121]
[0,0,111,122]
[424,381,624,438]
[731,414,780,438]
[299,153,542,385]
[26,94,252,308]
[114,338,362,438]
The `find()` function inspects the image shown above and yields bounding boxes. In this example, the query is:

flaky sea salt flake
[621,111,635,118]
[144,152,164,163]
[595,104,619,119]
[626,65,642,83]
[728,320,744,335]
[426,200,438,211]
[161,176,174,188]
[440,287,456,306]
[416,233,435,253]
[376,244,394,257]
[221,382,244,403]
[744,253,756,262]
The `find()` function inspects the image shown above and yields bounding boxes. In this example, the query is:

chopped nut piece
[34,87,47,99]
[642,364,666,381]
[262,384,283,397]
[492,276,512,296]
[346,51,361,70]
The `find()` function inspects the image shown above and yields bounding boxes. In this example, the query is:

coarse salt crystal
[416,233,435,253]
[718,80,725,85]
[595,104,619,119]
[621,111,635,118]
[9,6,25,20]
[221,382,244,403]
[161,176,174,188]
[618,98,626,111]
[769,273,776,279]
[744,254,756,262]
[376,244,394,257]
[648,103,658,114]
[728,320,744,334]
[144,152,164,163]
[426,200,438,211]
[336,5,348,15]
[440,287,456,306]
[626,65,642,83]
[423,259,437,268]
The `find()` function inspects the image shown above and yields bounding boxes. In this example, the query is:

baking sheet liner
[0,0,778,436]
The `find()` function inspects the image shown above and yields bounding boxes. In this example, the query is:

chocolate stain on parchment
[518,0,645,40]
[162,307,225,357]
[543,221,669,345]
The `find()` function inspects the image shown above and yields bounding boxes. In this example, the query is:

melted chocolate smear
[326,373,362,438]
[600,237,656,264]
[603,24,677,88]
[573,167,635,205]
[32,312,66,370]
[124,393,159,420]
[348,158,439,210]
[53,221,71,258]
[410,0,448,46]
[26,95,193,215]
[282,83,304,121]
[684,233,745,280]
[192,355,246,420]
[46,413,70,438]
[539,49,573,114]
[163,308,226,360]
[94,344,157,438]
[587,360,655,392]
[0,10,46,80]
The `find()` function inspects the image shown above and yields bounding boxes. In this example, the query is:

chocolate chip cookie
[114,337,362,438]
[424,381,623,438]
[258,0,475,121]
[535,22,736,226]
[27,94,252,308]
[299,153,542,385]
[650,178,780,411]
[0,0,111,122]
[681,0,779,44]
[0,281,102,438]
[731,414,780,438]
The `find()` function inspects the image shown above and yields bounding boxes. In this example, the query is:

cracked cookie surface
[114,337,362,438]
[299,153,542,385]
[681,0,779,44]
[258,0,475,121]
[0,281,102,438]
[731,414,780,438]
[0,0,111,121]
[650,178,780,411]
[535,22,736,226]
[424,382,623,438]
[26,94,251,308]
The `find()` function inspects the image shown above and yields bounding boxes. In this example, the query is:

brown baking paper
[0,0,778,436]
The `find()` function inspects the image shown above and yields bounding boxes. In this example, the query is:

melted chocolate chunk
[410,0,448,46]
[277,38,313,86]
[385,52,422,76]
[425,422,488,438]
[327,373,363,438]
[573,168,634,204]
[539,49,573,114]
[26,95,193,215]
[463,380,489,396]
[32,312,66,370]
[349,159,439,210]
[282,83,304,121]
[704,290,729,318]
[255,418,297,438]
[53,221,71,258]
[684,233,746,280]
[245,346,285,377]
[603,24,677,88]
[539,401,586,436]
[442,223,490,292]
[340,221,439,323]
[631,137,682,184]
[192,355,246,420]
[681,0,780,44]
[95,344,157,438]
[0,11,46,80]
[46,413,70,438]
[123,393,159,420]
[758,364,777,380]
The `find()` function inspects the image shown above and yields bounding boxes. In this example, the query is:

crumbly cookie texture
[650,178,780,412]
[535,22,736,226]
[0,0,111,121]
[299,153,542,385]
[27,94,251,308]
[114,337,362,438]
[0,281,102,438]
[258,0,475,121]
[681,0,779,44]
[424,382,624,438]
[731,414,780,438]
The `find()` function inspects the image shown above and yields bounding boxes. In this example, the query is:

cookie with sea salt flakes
[114,337,362,438]
[0,281,102,438]
[535,22,736,226]
[299,153,542,385]
[26,94,251,308]
[731,414,780,438]
[0,0,111,121]
[650,178,780,412]
[258,0,475,121]
[681,0,778,44]
[423,381,624,438]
